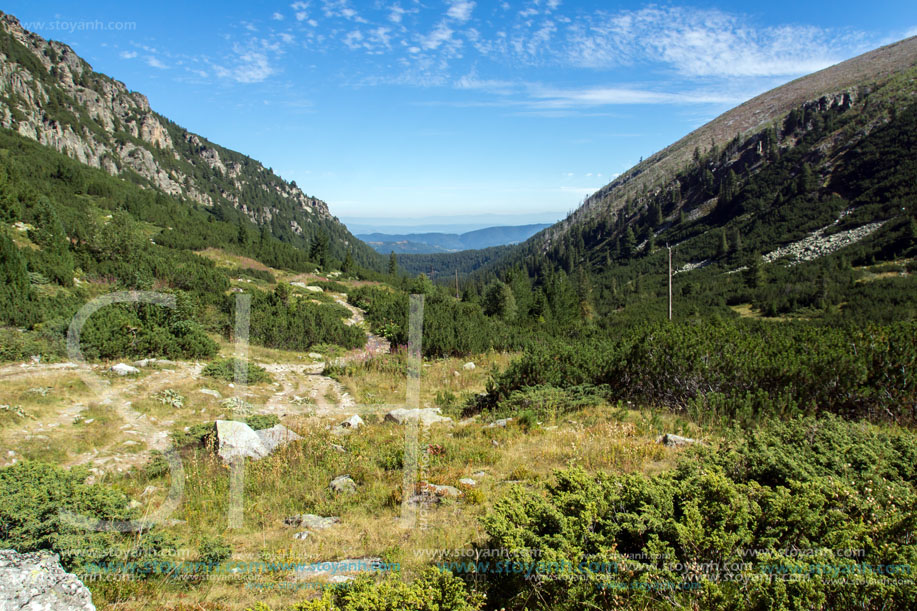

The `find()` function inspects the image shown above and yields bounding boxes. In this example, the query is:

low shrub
[202,358,272,385]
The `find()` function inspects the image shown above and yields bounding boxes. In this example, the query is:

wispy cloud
[119,50,137,59]
[145,56,167,69]
[447,1,475,23]
[563,7,866,76]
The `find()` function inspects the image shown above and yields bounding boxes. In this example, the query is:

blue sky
[6,1,917,225]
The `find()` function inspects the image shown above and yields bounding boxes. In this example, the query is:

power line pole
[667,243,673,321]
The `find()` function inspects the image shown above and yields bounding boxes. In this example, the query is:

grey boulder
[0,549,95,610]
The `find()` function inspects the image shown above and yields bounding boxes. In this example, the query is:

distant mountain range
[358,224,552,254]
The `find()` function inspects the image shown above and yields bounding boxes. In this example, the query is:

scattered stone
[487,418,512,428]
[330,444,347,453]
[332,414,364,435]
[255,424,302,454]
[463,362,476,371]
[293,531,310,540]
[308,352,324,359]
[133,358,177,368]
[330,475,357,494]
[284,514,340,530]
[304,286,323,293]
[290,281,307,288]
[472,471,488,478]
[459,478,477,487]
[657,433,698,447]
[408,482,462,506]
[0,549,96,610]
[199,388,222,398]
[110,363,140,376]
[384,408,452,427]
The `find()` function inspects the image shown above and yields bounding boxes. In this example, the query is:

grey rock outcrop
[0,13,340,243]
[0,549,95,610]
[214,420,300,462]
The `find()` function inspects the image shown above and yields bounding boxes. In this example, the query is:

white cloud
[389,4,406,24]
[119,50,137,59]
[145,56,167,69]
[528,84,742,108]
[213,40,283,83]
[343,30,364,49]
[447,0,475,22]
[563,7,864,77]
[291,1,309,21]
[419,21,454,50]
[272,12,284,21]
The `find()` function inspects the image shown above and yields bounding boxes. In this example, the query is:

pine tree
[717,228,729,257]
[0,230,30,325]
[31,198,73,286]
[342,250,355,275]
[745,253,764,289]
[309,231,329,269]
[621,226,636,259]
[388,252,397,276]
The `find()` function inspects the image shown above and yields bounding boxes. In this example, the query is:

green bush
[244,414,280,430]
[478,416,917,610]
[197,535,231,566]
[477,319,917,424]
[0,461,158,571]
[202,358,272,385]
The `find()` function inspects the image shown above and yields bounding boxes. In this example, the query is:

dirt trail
[0,295,386,475]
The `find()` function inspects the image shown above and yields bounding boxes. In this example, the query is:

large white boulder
[216,420,269,461]
[110,363,139,376]
[255,424,302,453]
[0,550,96,610]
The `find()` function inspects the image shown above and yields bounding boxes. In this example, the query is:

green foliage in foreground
[0,461,174,572]
[201,358,272,385]
[476,318,917,424]
[479,416,917,610]
[246,568,484,611]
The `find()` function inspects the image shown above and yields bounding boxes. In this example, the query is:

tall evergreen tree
[30,197,73,286]
[0,230,30,325]
[621,226,636,259]
[309,231,329,269]
[388,251,398,276]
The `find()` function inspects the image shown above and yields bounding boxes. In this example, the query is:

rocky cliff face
[0,12,334,234]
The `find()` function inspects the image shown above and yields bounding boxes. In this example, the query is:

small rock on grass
[330,475,357,494]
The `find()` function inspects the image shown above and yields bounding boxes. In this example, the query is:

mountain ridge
[359,223,552,254]
[0,12,379,267]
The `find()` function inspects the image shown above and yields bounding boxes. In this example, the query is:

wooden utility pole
[667,243,673,321]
